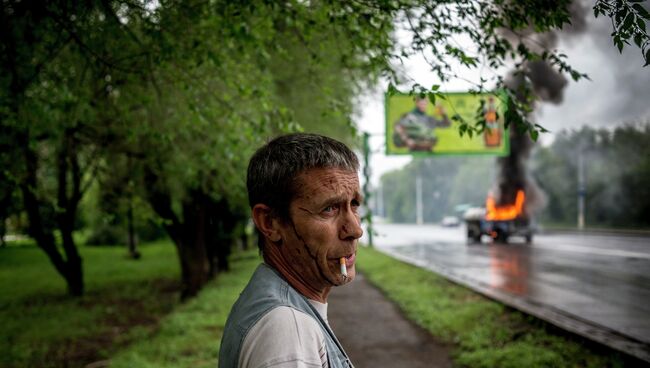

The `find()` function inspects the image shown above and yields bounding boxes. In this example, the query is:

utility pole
[377,184,384,218]
[362,132,374,247]
[416,174,423,225]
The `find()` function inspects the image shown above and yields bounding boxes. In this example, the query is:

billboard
[385,92,509,156]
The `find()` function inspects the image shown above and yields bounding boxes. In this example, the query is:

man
[219,133,363,368]
[393,96,451,152]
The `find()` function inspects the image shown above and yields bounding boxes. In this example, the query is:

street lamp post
[577,151,585,230]
[363,132,374,247]
[416,174,423,225]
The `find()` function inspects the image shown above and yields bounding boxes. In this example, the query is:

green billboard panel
[385,92,509,156]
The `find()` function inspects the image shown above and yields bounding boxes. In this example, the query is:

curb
[538,227,650,237]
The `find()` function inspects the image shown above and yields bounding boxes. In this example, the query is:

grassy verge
[110,251,260,368]
[0,239,180,301]
[0,240,181,367]
[1,238,262,368]
[358,246,628,368]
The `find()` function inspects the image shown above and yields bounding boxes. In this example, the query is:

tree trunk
[56,130,85,296]
[22,141,84,296]
[126,195,140,259]
[145,168,212,300]
[178,193,211,299]
[0,217,6,248]
[59,214,84,296]
[164,204,210,300]
[5,23,84,295]
[205,196,230,277]
[0,193,12,248]
[240,231,249,251]
[126,155,140,259]
[175,236,210,300]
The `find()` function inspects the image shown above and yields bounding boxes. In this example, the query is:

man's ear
[252,204,282,243]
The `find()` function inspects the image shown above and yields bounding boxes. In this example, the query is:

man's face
[277,167,363,289]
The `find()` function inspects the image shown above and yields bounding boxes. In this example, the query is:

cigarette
[339,257,348,277]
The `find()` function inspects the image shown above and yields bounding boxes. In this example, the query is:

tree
[1,2,101,295]
[531,123,650,227]
[380,156,495,223]
[2,0,647,298]
[122,1,391,298]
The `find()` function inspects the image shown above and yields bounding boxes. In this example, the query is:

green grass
[110,251,261,368]
[0,237,262,368]
[358,246,629,368]
[3,237,635,367]
[0,239,180,301]
[0,240,182,367]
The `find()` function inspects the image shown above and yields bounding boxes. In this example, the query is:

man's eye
[323,205,338,214]
[351,199,361,207]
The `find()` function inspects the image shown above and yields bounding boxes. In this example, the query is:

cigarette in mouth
[340,257,348,277]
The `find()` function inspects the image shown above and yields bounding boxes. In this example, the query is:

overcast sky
[356,9,650,186]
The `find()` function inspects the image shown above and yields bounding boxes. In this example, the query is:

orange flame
[485,190,525,221]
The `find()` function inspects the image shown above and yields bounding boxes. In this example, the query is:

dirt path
[328,273,453,368]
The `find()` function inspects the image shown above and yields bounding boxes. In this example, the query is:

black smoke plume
[494,0,590,214]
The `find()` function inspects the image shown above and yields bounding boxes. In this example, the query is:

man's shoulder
[237,264,286,300]
[231,265,283,310]
[239,306,326,368]
[227,263,312,330]
[254,306,323,337]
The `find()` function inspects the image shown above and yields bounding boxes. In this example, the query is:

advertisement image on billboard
[386,92,509,156]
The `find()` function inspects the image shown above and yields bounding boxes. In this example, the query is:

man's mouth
[334,253,355,279]
[341,253,355,267]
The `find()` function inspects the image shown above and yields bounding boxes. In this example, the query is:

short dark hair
[247,133,359,250]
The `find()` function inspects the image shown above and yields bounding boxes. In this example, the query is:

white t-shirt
[238,300,329,368]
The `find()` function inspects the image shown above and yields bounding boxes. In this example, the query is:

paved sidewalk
[328,273,452,368]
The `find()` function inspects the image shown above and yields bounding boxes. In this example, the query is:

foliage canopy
[1,0,648,296]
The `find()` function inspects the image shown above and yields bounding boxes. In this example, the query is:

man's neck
[263,247,331,303]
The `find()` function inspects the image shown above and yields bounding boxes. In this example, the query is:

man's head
[247,133,363,296]
[415,97,428,113]
[247,133,360,226]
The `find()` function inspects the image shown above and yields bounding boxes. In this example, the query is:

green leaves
[595,0,650,65]
[387,83,401,97]
[633,4,650,20]
[427,85,440,104]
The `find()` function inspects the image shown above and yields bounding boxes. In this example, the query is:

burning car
[464,189,534,244]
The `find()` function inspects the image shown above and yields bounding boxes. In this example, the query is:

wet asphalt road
[362,223,650,361]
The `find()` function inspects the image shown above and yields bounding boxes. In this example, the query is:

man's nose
[339,210,363,240]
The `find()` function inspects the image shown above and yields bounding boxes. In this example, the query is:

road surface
[362,223,650,362]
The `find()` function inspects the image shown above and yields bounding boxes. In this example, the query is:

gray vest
[218,263,353,368]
